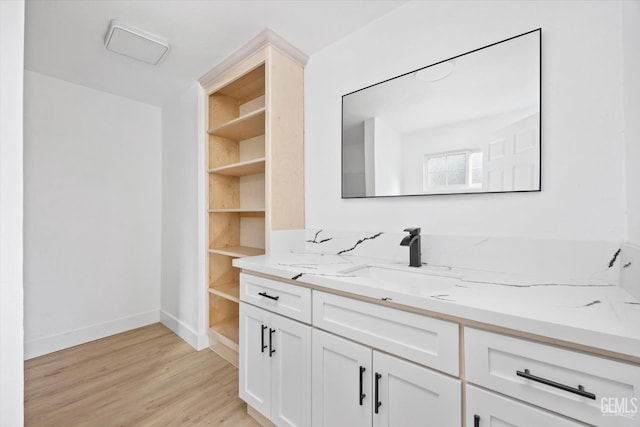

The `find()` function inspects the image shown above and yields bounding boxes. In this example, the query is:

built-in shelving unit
[201,31,306,367]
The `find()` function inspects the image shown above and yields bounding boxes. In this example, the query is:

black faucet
[400,227,422,267]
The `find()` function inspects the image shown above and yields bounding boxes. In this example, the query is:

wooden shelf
[207,208,265,214]
[209,283,240,302]
[208,246,265,258]
[208,157,266,176]
[209,321,239,348]
[208,108,265,141]
[216,64,265,103]
[209,339,238,368]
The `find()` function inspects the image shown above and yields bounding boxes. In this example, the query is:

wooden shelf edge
[208,323,239,350]
[207,107,265,139]
[207,208,265,215]
[208,246,265,258]
[208,157,266,176]
[208,284,240,303]
[208,340,239,368]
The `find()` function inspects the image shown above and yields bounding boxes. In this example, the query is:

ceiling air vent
[104,20,169,65]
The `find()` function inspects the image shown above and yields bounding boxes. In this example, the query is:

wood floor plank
[24,323,259,427]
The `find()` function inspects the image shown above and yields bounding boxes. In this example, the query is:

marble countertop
[233,252,640,360]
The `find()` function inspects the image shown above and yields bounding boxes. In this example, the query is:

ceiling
[25,0,407,106]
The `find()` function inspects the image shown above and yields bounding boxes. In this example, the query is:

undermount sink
[341,265,460,296]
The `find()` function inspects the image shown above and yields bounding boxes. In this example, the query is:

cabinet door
[312,329,372,427]
[239,302,271,418]
[372,351,461,427]
[466,385,588,427]
[270,312,312,427]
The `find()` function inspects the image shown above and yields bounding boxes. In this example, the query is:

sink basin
[341,265,460,296]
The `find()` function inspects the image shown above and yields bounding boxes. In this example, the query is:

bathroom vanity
[233,244,640,427]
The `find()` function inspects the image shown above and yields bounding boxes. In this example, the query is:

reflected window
[469,151,483,186]
[423,151,483,191]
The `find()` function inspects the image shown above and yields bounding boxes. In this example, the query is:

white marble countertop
[233,252,640,360]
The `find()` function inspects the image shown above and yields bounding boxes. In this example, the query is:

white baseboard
[160,310,208,351]
[24,310,160,360]
[196,331,209,350]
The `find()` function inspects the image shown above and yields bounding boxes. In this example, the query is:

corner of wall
[159,82,207,349]
[160,310,207,350]
[0,0,25,424]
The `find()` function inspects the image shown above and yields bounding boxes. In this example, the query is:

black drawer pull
[474,414,480,427]
[374,373,382,414]
[359,366,366,405]
[261,325,267,353]
[258,291,279,301]
[269,328,276,357]
[516,369,596,400]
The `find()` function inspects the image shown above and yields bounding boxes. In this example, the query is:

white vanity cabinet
[237,270,640,427]
[239,275,312,427]
[465,327,640,427]
[311,290,461,427]
[466,385,588,427]
[312,328,461,427]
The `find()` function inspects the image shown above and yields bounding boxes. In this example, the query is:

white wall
[305,0,626,241]
[623,0,640,245]
[23,71,162,359]
[0,0,25,424]
[160,83,207,349]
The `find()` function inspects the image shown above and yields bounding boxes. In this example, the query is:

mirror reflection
[342,29,541,198]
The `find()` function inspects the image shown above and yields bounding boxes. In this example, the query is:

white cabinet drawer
[240,273,311,324]
[466,385,587,426]
[465,327,640,427]
[313,290,459,375]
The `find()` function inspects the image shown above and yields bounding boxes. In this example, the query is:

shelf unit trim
[199,28,308,88]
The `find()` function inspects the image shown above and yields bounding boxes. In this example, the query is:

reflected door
[484,113,539,192]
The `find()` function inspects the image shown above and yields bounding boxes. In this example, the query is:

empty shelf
[207,108,265,141]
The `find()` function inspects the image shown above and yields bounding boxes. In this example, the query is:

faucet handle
[403,227,421,235]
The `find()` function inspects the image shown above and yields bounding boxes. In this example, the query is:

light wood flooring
[24,323,259,427]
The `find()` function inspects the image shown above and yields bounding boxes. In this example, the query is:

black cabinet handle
[359,366,366,405]
[261,325,267,353]
[374,373,382,414]
[258,291,279,301]
[474,414,480,427]
[516,369,596,400]
[269,328,276,357]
